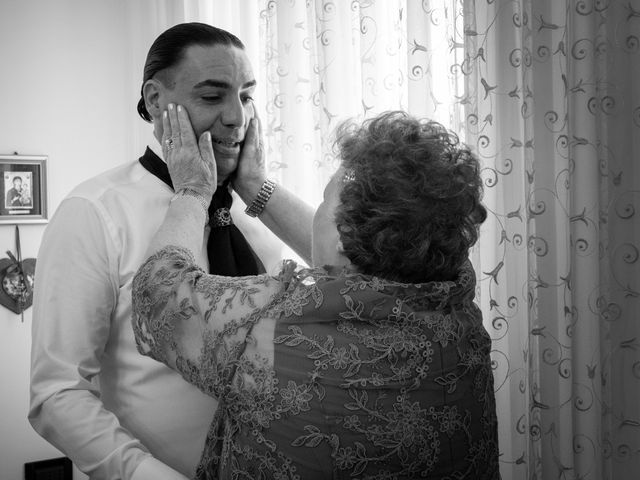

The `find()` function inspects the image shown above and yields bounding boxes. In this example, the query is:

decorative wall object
[0,226,35,318]
[0,154,48,224]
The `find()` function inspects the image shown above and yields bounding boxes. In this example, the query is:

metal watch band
[245,179,276,217]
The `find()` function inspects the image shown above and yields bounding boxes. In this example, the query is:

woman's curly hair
[334,111,487,283]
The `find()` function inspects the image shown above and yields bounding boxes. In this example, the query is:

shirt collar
[148,141,165,163]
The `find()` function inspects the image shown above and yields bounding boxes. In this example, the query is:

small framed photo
[0,155,48,224]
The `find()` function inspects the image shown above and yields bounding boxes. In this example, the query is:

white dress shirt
[29,149,283,479]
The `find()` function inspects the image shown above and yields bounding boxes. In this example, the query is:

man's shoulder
[67,159,164,203]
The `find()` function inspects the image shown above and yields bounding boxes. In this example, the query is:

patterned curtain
[460,2,640,479]
[127,1,640,478]
[257,1,640,479]
[257,0,466,206]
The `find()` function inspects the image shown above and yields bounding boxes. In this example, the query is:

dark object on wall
[0,153,48,224]
[24,457,72,480]
[0,252,35,314]
[0,225,35,317]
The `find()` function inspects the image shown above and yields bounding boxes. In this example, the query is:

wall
[0,1,151,478]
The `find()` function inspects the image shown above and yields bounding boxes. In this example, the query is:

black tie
[139,147,265,276]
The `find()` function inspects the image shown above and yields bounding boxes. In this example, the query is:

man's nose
[221,97,245,128]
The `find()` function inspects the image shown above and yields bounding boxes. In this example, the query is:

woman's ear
[142,79,163,120]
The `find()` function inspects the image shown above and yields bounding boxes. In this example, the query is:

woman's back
[191,261,499,479]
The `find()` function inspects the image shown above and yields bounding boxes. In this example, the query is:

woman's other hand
[162,103,217,202]
[233,110,267,200]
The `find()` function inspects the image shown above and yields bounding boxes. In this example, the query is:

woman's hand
[233,110,267,200]
[162,103,217,202]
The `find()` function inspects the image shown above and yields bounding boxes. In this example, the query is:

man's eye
[202,96,221,102]
[241,96,254,104]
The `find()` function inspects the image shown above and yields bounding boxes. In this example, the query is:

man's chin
[214,154,239,184]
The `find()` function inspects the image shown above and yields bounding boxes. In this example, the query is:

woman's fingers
[164,103,196,149]
[167,104,181,145]
[161,103,216,199]
[163,103,199,158]
[244,116,263,156]
[161,110,171,156]
[162,109,171,138]
[176,104,198,147]
[233,115,266,193]
[253,107,263,139]
[198,131,217,187]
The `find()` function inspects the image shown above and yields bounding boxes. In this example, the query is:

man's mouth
[211,137,243,156]
[212,138,241,148]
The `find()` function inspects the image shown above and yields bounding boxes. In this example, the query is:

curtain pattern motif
[257,1,640,479]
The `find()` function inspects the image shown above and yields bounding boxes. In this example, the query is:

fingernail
[205,131,211,141]
[168,103,174,110]
[163,110,168,119]
[177,105,182,112]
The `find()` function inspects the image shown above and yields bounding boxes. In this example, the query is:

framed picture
[0,154,48,224]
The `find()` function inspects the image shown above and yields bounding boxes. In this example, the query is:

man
[29,23,307,479]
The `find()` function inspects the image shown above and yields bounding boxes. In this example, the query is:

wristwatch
[245,179,277,217]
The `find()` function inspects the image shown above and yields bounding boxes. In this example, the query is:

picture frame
[0,154,48,224]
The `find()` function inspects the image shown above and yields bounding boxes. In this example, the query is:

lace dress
[132,246,500,479]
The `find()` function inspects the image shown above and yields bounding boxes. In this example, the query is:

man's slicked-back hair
[137,22,245,122]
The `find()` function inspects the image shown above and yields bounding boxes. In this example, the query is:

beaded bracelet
[245,179,277,217]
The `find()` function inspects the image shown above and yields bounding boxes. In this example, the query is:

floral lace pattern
[132,246,499,479]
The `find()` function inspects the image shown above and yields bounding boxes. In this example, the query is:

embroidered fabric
[132,246,500,479]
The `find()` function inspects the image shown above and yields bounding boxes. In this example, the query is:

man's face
[153,44,256,183]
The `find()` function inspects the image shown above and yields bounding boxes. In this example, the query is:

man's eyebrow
[193,79,257,89]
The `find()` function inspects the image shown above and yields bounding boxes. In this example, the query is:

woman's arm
[233,114,314,265]
[133,104,284,397]
[132,246,283,397]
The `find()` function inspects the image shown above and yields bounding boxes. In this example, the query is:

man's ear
[142,79,163,119]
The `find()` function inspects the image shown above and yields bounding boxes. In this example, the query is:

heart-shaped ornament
[0,257,35,314]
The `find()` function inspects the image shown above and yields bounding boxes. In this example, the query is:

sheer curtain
[256,0,464,206]
[460,2,640,479]
[125,1,640,478]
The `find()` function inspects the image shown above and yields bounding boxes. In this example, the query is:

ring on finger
[165,138,175,150]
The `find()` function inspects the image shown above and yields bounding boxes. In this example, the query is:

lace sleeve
[132,245,286,398]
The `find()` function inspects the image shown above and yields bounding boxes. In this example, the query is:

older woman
[132,107,499,479]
